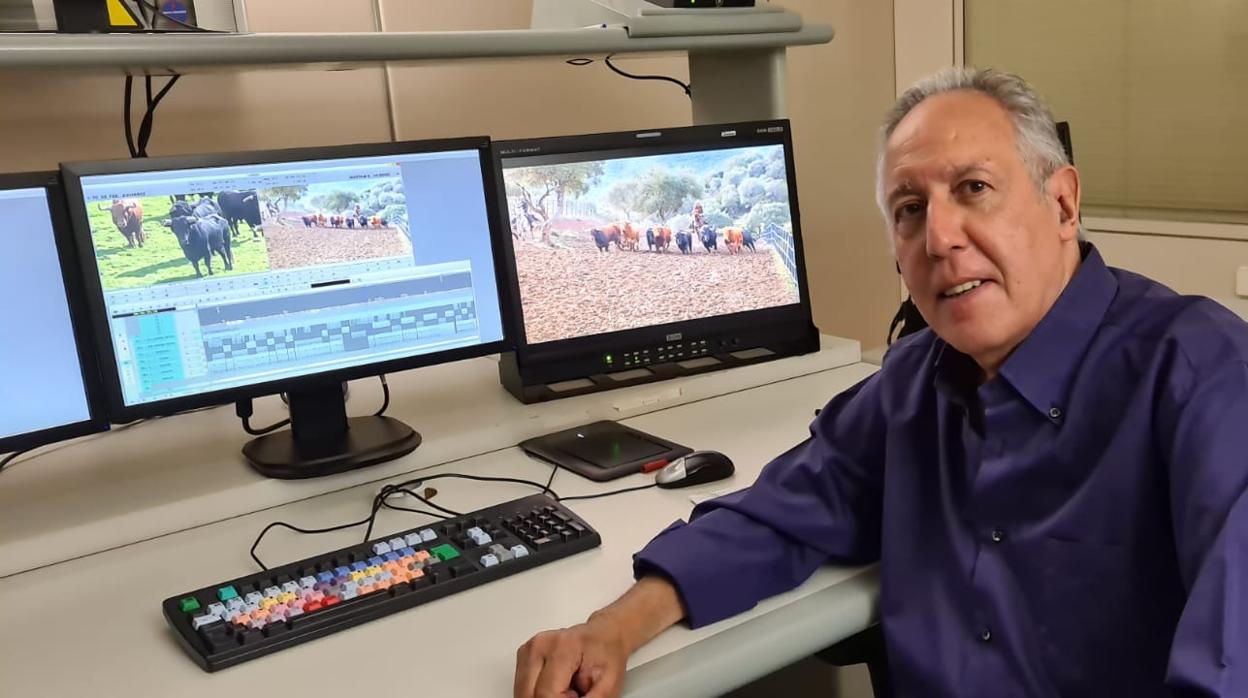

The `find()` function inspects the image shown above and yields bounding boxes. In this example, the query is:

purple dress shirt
[635,245,1248,697]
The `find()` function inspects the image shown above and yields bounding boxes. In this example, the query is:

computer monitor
[61,139,509,478]
[0,171,107,455]
[493,120,818,402]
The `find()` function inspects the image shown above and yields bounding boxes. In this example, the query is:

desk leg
[814,623,894,698]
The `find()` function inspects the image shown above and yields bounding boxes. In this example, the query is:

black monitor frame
[491,120,819,402]
[61,137,513,425]
[0,171,109,455]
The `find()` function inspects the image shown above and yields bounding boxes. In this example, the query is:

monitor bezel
[61,138,513,424]
[491,119,814,363]
[0,171,110,455]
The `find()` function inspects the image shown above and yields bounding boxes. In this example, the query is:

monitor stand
[241,383,421,479]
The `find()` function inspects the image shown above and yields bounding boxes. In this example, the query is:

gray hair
[875,67,1082,238]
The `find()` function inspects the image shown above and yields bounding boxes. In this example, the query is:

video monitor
[493,120,817,402]
[61,139,509,477]
[0,172,107,455]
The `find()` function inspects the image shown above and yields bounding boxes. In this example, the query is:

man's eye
[961,180,989,195]
[895,202,923,221]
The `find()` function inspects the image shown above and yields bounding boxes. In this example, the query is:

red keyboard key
[322,595,341,607]
[304,601,322,612]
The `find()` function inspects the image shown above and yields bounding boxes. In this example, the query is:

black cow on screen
[675,231,692,254]
[699,225,718,252]
[165,201,234,278]
[742,228,756,252]
[590,226,621,252]
[217,190,263,239]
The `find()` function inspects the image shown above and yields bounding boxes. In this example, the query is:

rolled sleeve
[632,373,889,628]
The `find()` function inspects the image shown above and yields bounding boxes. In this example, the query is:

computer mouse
[655,450,735,489]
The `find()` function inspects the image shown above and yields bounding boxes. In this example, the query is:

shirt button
[990,529,1005,543]
[979,627,993,642]
[1049,406,1062,420]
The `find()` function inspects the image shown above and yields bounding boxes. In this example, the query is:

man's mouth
[941,280,985,298]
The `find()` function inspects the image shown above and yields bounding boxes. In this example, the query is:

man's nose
[925,197,969,258]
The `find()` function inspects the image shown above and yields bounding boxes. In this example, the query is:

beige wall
[0,0,897,346]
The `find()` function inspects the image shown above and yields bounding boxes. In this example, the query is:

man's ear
[1048,165,1081,241]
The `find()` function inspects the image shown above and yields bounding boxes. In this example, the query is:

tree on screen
[260,185,309,212]
[320,190,361,213]
[508,162,603,244]
[606,180,642,221]
[634,169,702,223]
[741,201,790,236]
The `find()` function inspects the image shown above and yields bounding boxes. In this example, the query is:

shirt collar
[933,243,1118,421]
[999,243,1118,420]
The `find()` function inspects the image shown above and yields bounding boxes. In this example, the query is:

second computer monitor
[62,139,508,431]
[494,120,818,402]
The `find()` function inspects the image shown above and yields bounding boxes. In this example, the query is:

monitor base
[242,416,422,479]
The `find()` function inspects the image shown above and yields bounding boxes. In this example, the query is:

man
[514,68,1248,697]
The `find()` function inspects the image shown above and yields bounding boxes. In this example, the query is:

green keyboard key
[180,596,201,613]
[430,544,460,562]
[216,586,239,602]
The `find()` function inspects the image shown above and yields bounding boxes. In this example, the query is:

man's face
[883,90,1081,375]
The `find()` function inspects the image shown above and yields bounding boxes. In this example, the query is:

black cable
[542,462,558,497]
[253,480,447,569]
[558,483,658,502]
[374,375,390,417]
[242,415,291,436]
[251,513,377,571]
[247,468,662,570]
[123,76,137,158]
[136,74,180,157]
[237,375,389,436]
[566,54,691,98]
[376,484,461,520]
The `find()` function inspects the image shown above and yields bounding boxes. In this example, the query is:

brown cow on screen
[723,226,746,254]
[649,226,672,253]
[108,199,145,248]
[619,222,641,251]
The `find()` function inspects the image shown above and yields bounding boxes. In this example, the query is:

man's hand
[513,615,629,698]
[514,575,685,698]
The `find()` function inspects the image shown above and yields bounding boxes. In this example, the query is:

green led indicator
[605,354,614,364]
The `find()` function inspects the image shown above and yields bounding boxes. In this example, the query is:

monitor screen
[67,143,506,411]
[498,129,802,346]
[0,179,102,449]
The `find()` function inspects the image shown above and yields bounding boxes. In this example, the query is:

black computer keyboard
[163,493,600,671]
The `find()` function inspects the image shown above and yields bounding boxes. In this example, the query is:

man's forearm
[588,575,686,653]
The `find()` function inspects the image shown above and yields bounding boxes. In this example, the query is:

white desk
[0,350,879,697]
[0,336,859,578]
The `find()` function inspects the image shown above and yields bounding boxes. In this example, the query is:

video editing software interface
[0,186,94,440]
[499,130,802,346]
[76,150,505,407]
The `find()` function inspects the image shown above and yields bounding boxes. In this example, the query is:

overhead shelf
[0,25,834,74]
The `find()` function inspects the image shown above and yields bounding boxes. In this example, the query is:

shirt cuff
[632,518,750,629]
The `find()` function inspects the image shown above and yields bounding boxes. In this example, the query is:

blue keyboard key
[351,561,367,571]
[334,566,351,577]
[368,556,384,567]
[399,547,416,557]
[316,571,334,583]
[383,552,400,562]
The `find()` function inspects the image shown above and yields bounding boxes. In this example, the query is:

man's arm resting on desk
[514,371,890,697]
[514,575,685,698]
